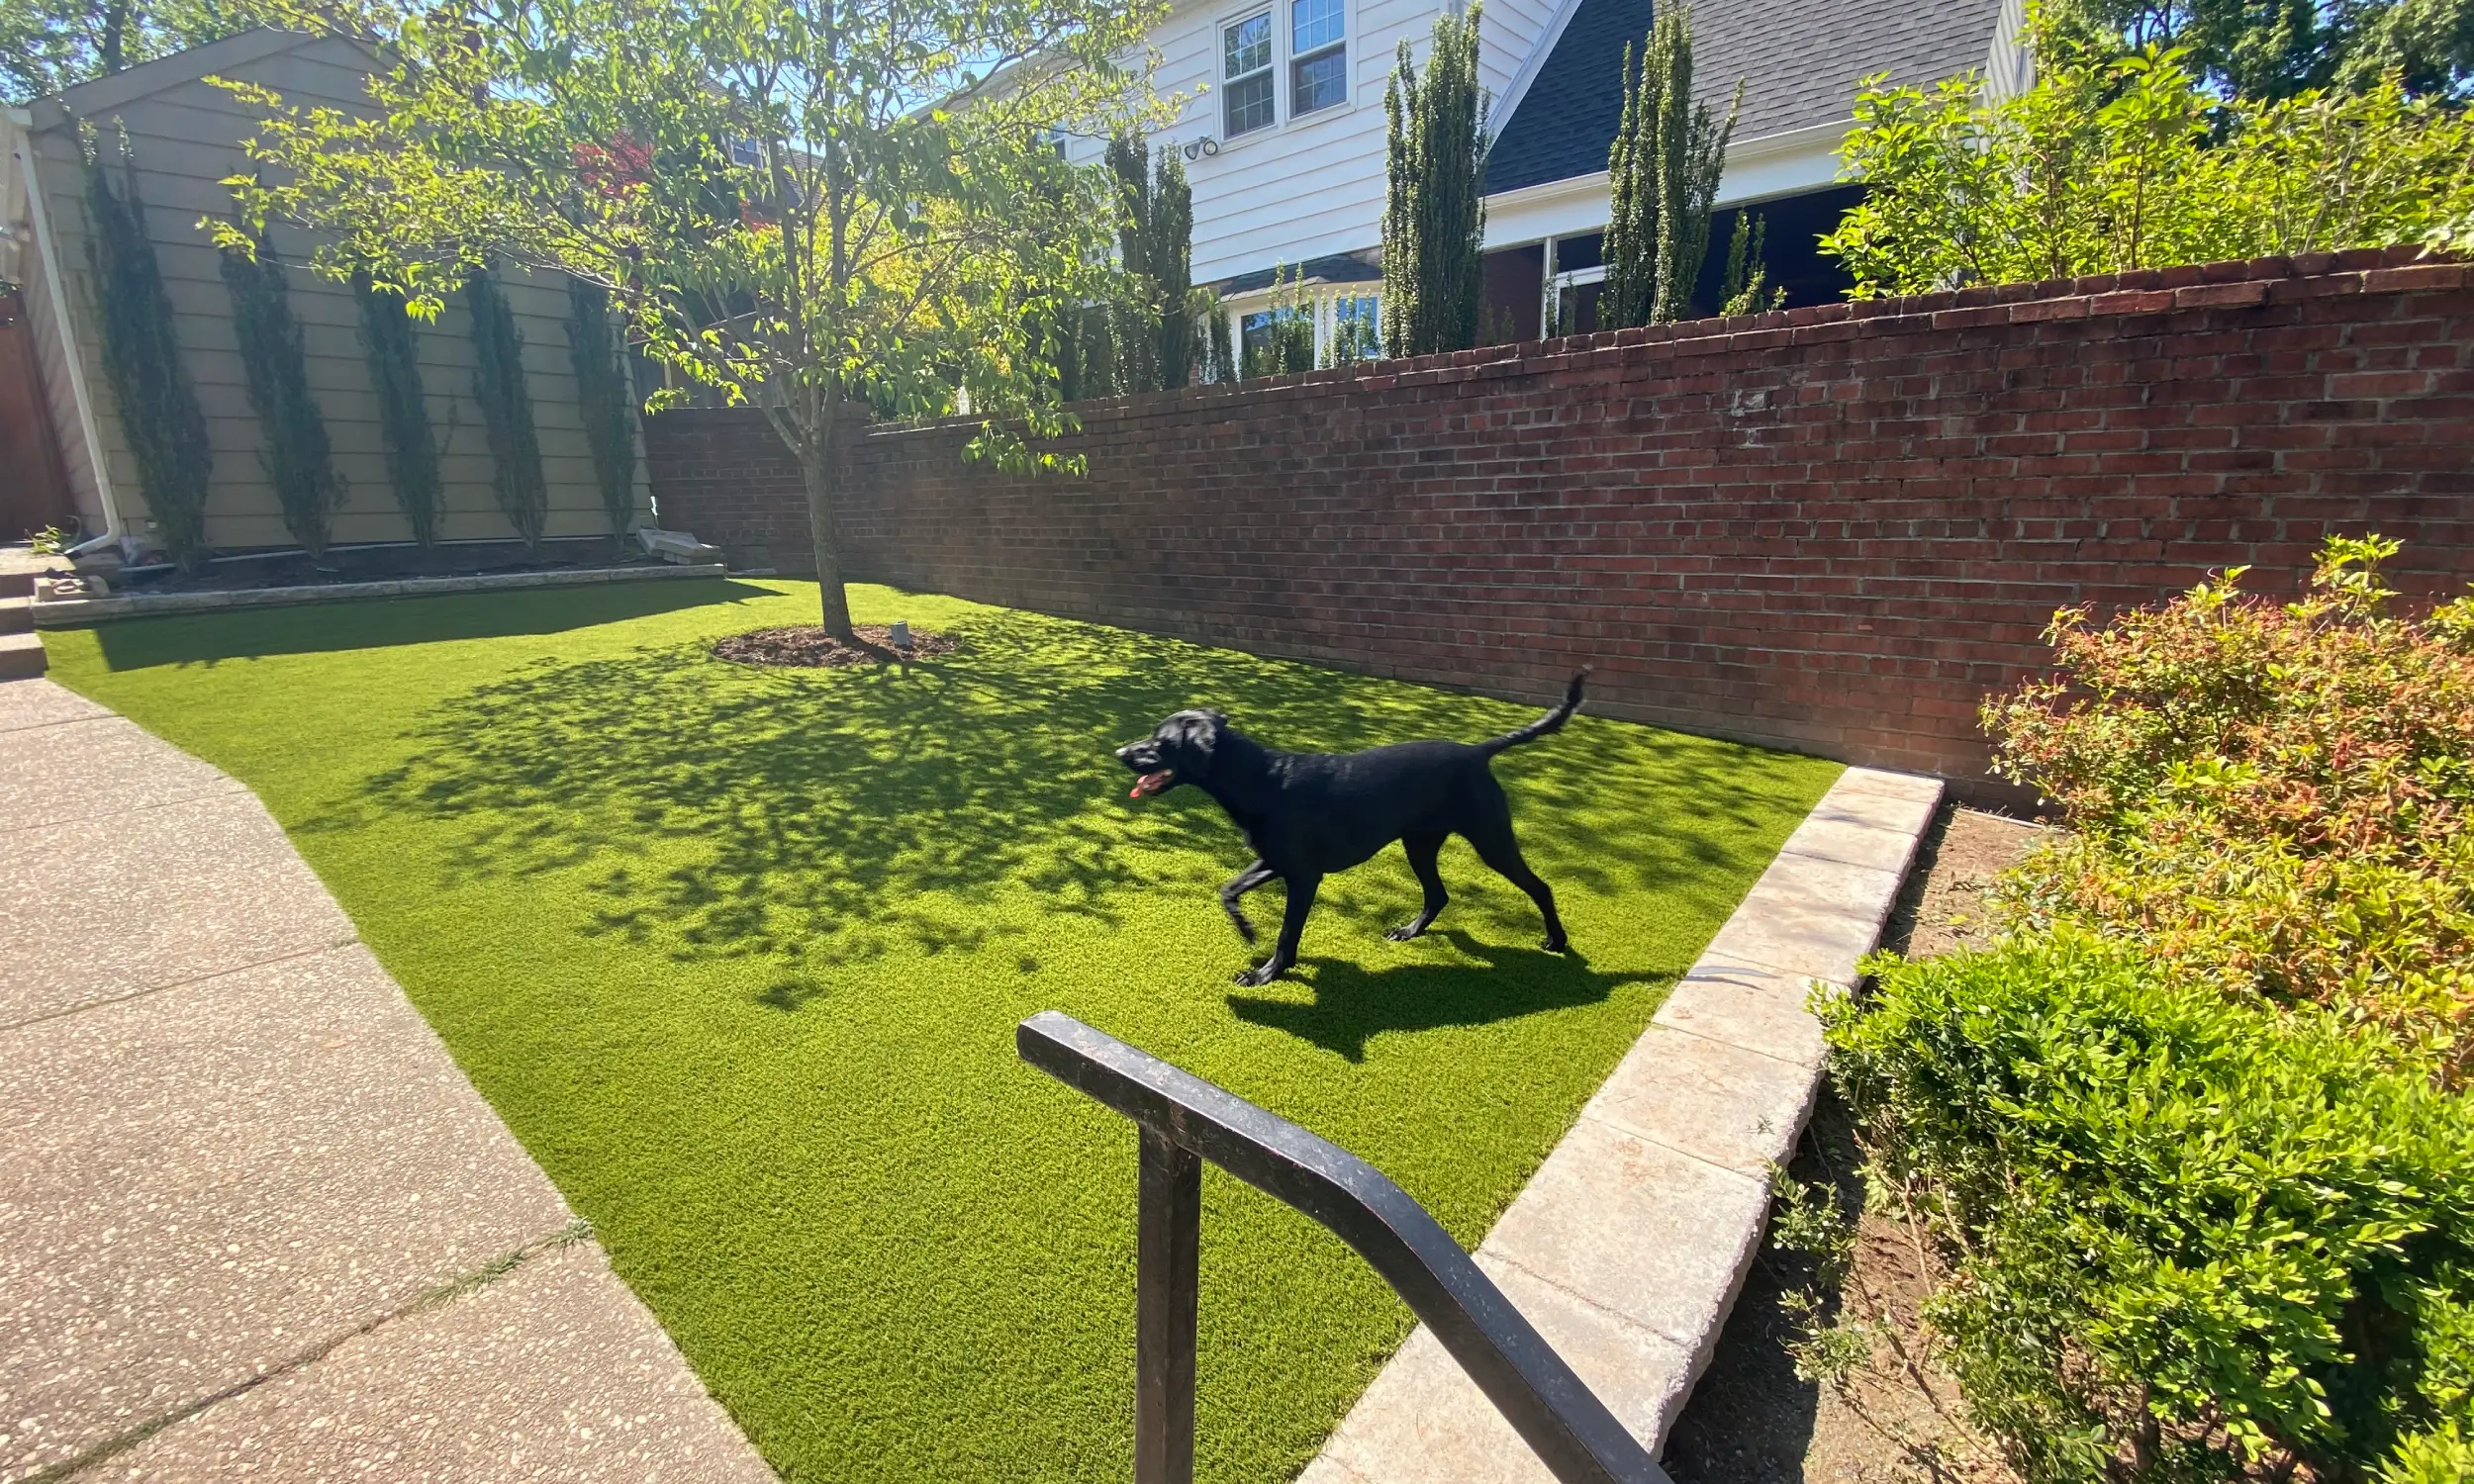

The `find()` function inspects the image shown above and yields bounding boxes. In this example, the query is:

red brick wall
[644,246,2474,791]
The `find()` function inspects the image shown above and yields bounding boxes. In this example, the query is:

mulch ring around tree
[713,624,960,669]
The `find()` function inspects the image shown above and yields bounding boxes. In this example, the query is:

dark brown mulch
[712,624,959,669]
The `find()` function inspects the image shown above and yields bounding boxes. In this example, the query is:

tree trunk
[797,419,857,642]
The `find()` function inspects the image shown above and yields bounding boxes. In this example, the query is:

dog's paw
[1231,963,1283,987]
[1383,923,1423,942]
[1542,934,1571,954]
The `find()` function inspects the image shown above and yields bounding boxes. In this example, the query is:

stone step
[0,595,31,634]
[0,629,48,680]
[0,572,34,600]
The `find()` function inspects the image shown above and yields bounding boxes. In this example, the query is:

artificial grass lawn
[45,579,1841,1483]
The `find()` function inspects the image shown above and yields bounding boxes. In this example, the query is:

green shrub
[222,233,345,561]
[81,129,212,572]
[1827,929,2474,1480]
[463,266,547,551]
[564,275,636,542]
[1984,536,2474,1067]
[1821,44,2474,298]
[353,269,442,550]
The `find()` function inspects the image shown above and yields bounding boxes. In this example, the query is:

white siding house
[1067,0,2029,361]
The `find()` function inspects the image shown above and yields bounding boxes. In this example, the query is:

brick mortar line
[12,1222,596,1484]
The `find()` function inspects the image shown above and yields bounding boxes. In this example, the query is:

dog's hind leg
[1385,831,1451,942]
[1234,873,1321,986]
[1220,860,1276,944]
[1462,814,1570,953]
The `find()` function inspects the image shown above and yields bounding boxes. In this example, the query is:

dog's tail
[1480,670,1588,757]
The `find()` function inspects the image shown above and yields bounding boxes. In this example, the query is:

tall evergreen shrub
[1380,2,1488,357]
[1148,151,1197,390]
[463,266,547,551]
[352,269,442,550]
[81,129,211,571]
[564,276,637,541]
[1603,8,1739,326]
[221,234,345,560]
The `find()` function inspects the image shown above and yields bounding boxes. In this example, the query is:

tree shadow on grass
[1226,932,1683,1062]
[313,606,1822,974]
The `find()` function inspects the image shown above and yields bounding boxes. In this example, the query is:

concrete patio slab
[0,686,772,1482]
[0,943,575,1477]
[92,1241,776,1484]
[1302,767,1941,1481]
[0,675,109,731]
[0,787,356,1026]
[0,714,244,831]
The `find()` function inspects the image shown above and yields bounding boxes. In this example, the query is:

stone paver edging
[0,678,773,1482]
[30,561,729,627]
[1299,766,1943,1483]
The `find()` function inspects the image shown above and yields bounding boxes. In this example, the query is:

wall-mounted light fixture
[1182,137,1221,160]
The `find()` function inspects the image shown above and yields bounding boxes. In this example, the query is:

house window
[1289,0,1346,113]
[1330,293,1380,361]
[1223,12,1276,137]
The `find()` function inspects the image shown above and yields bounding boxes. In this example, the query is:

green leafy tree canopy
[1821,43,2474,298]
[216,0,1167,637]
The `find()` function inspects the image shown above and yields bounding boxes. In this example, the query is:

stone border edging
[30,561,729,627]
[1298,766,1945,1483]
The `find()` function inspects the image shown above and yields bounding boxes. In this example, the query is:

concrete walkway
[0,678,774,1482]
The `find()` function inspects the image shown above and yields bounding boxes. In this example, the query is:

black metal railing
[1016,1010,1673,1484]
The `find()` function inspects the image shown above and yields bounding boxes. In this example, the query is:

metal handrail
[1017,1010,1672,1484]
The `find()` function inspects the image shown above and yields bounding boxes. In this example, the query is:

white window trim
[1201,0,1358,156]
[1218,7,1278,139]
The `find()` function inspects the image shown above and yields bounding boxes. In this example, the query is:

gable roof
[1483,0,2008,196]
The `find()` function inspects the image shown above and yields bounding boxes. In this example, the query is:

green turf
[43,579,1839,1483]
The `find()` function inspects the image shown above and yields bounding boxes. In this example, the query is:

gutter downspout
[10,110,135,558]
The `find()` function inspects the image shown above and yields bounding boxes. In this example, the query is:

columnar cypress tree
[1148,150,1197,389]
[565,275,637,542]
[1380,2,1488,357]
[221,233,345,561]
[1103,132,1160,394]
[463,266,548,551]
[1603,8,1739,327]
[81,129,212,571]
[1718,211,1785,316]
[352,269,442,550]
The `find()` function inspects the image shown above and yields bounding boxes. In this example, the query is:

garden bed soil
[99,537,656,595]
[1664,804,2046,1484]
[712,623,959,668]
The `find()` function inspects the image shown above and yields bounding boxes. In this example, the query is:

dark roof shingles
[1483,0,2006,196]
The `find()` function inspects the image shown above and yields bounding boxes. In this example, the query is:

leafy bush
[1821,43,2474,298]
[1827,930,2474,1481]
[221,233,345,561]
[463,267,547,551]
[1984,537,2474,1067]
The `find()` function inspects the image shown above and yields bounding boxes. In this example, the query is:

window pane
[1291,0,1343,53]
[1223,13,1270,80]
[1292,46,1346,112]
[1225,69,1275,135]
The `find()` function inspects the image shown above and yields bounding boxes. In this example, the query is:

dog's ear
[1171,712,1219,759]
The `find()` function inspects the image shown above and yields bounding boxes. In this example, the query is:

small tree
[221,0,1164,640]
[1240,264,1316,378]
[353,268,442,550]
[82,128,211,571]
[1602,7,1738,327]
[464,266,547,552]
[1717,212,1785,316]
[566,275,638,543]
[1380,1,1487,358]
[1146,150,1198,390]
[221,232,346,560]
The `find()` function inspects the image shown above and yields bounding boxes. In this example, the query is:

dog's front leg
[1234,873,1321,986]
[1219,860,1276,944]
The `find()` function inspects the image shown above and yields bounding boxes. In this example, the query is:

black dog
[1115,673,1586,985]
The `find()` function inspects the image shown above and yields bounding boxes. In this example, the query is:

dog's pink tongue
[1130,770,1173,799]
